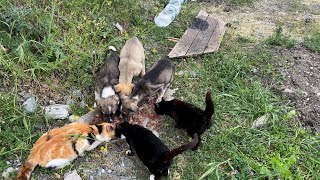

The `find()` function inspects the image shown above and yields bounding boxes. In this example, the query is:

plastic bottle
[154,0,186,27]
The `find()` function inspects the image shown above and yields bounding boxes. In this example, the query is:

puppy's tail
[204,91,214,118]
[17,159,37,180]
[163,133,199,162]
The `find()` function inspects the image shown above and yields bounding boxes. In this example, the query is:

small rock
[22,96,36,113]
[89,175,94,180]
[80,100,86,108]
[64,170,82,180]
[2,167,14,179]
[101,169,106,174]
[107,170,112,173]
[115,23,124,33]
[305,14,313,23]
[45,104,70,120]
[72,89,82,98]
[223,5,232,12]
[283,88,294,93]
[49,100,56,105]
[252,114,269,128]
[66,98,75,105]
[177,70,184,76]
[189,71,197,78]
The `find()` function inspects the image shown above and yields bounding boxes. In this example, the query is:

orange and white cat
[17,122,117,180]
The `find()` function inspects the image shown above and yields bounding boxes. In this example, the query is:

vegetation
[266,26,296,48]
[0,0,319,179]
[303,32,320,53]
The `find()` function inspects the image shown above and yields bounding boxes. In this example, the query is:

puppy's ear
[129,103,139,112]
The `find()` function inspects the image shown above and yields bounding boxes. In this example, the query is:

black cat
[154,91,214,150]
[115,121,198,180]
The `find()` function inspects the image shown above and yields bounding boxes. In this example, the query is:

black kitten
[154,91,214,150]
[116,121,198,180]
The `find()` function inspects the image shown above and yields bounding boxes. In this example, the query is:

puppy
[95,53,120,119]
[114,37,145,96]
[121,58,175,115]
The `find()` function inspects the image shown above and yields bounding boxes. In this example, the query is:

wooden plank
[168,11,208,58]
[203,19,227,53]
[186,16,218,56]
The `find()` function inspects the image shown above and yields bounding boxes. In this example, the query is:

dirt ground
[271,45,320,132]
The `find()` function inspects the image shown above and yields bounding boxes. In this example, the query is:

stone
[49,100,56,105]
[2,167,14,179]
[177,70,184,76]
[45,104,70,120]
[252,114,269,128]
[64,170,82,180]
[189,71,197,78]
[22,96,36,113]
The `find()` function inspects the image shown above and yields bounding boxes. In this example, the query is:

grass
[1,0,320,179]
[303,32,320,53]
[265,26,296,48]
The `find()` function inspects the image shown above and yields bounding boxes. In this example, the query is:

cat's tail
[17,159,37,180]
[164,133,199,162]
[204,91,214,118]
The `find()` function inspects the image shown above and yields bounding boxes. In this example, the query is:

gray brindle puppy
[120,58,175,115]
[95,53,120,119]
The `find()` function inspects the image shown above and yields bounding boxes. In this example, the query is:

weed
[266,26,295,48]
[303,32,320,53]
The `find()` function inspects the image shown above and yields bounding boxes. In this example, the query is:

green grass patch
[303,32,320,53]
[266,26,295,48]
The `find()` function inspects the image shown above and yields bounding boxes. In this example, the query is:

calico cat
[116,121,198,180]
[154,91,214,150]
[17,122,117,180]
[95,53,120,118]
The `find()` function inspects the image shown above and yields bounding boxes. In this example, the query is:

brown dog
[114,37,145,96]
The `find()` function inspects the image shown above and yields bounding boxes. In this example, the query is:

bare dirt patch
[271,45,320,132]
[199,0,320,40]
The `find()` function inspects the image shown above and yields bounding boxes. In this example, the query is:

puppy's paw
[156,97,162,103]
[149,174,155,180]
[125,150,134,156]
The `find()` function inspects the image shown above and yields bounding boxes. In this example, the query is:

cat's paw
[79,152,86,157]
[149,174,155,180]
[125,150,134,156]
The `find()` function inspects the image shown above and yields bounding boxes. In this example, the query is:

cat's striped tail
[17,160,37,180]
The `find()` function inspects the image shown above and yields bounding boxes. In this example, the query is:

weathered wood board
[168,11,227,58]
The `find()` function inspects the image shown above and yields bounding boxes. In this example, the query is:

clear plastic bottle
[154,0,186,27]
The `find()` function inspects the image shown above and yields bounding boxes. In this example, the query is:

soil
[270,45,320,132]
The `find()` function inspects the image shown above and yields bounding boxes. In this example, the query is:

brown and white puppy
[95,53,120,118]
[114,37,145,96]
[17,122,117,180]
[121,58,175,115]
